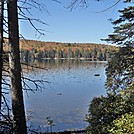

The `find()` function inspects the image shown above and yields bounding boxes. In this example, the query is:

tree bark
[0,0,4,111]
[7,0,27,133]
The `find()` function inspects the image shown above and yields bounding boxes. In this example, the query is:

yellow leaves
[109,113,134,134]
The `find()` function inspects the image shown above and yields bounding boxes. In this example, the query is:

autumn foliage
[3,38,117,61]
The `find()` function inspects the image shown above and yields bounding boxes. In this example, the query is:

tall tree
[7,0,27,133]
[105,5,134,93]
[0,0,4,110]
[86,1,134,133]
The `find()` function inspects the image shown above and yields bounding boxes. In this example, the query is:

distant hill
[19,39,116,51]
[3,38,117,61]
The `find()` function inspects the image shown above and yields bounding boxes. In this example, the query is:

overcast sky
[19,0,131,44]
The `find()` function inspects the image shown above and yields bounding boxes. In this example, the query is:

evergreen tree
[7,0,27,133]
[86,1,134,133]
[104,4,134,93]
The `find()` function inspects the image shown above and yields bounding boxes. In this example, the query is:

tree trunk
[0,0,4,111]
[7,0,27,133]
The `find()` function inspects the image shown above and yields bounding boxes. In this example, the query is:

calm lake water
[23,59,107,132]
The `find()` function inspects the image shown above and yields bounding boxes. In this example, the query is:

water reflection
[22,59,106,72]
[23,59,107,132]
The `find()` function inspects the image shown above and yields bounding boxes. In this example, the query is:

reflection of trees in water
[21,59,106,74]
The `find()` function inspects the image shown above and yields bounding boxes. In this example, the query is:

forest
[4,39,117,61]
[0,0,133,134]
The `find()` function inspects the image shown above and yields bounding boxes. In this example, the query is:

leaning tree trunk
[0,0,4,111]
[7,0,27,133]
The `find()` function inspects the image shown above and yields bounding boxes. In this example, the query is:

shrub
[109,112,134,134]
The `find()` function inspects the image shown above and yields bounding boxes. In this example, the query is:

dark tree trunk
[0,0,4,110]
[7,0,27,133]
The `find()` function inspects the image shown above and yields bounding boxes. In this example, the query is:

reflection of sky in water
[24,60,107,131]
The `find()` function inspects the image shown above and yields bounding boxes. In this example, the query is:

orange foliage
[3,38,117,54]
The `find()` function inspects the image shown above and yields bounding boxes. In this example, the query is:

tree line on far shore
[5,40,116,61]
[3,39,117,61]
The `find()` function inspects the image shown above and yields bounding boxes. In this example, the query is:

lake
[22,59,107,132]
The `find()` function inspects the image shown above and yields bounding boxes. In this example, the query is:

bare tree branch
[94,0,121,13]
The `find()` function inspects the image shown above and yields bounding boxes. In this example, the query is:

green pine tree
[104,4,134,93]
[86,1,134,133]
